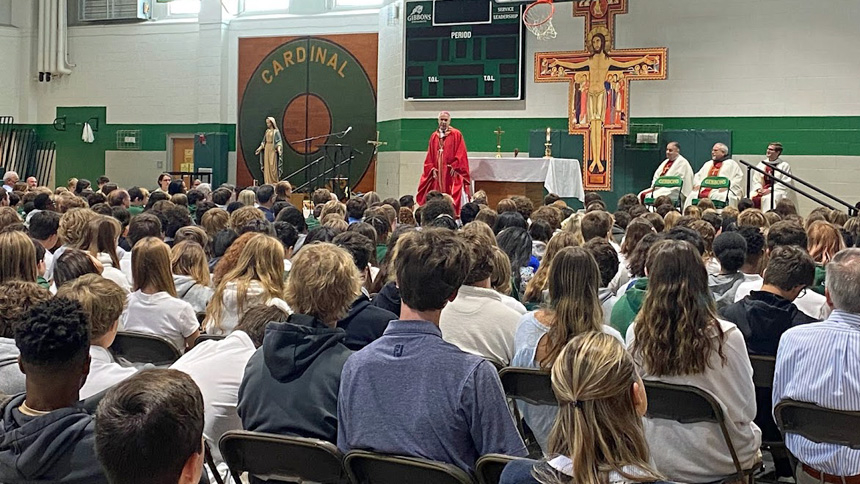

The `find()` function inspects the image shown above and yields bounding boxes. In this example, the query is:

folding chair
[110,331,182,366]
[692,176,731,209]
[774,399,860,482]
[643,380,761,483]
[219,430,348,484]
[344,450,475,484]
[749,355,787,480]
[644,175,684,208]
[498,367,556,442]
[475,454,515,484]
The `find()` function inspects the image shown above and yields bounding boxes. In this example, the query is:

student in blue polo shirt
[337,228,527,472]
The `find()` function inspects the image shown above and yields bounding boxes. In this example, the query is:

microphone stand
[289,127,352,191]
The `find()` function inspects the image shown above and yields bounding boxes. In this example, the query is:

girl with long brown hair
[511,246,623,453]
[0,231,37,284]
[628,239,760,483]
[203,234,290,335]
[122,237,200,351]
[501,333,665,484]
[80,215,130,292]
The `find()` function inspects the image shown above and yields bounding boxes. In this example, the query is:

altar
[470,157,584,208]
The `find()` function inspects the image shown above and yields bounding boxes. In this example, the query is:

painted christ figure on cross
[534,0,667,191]
[548,29,656,174]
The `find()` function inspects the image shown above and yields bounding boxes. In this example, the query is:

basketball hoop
[524,0,556,41]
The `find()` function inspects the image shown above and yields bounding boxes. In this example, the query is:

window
[168,0,200,15]
[335,0,383,7]
[242,0,289,13]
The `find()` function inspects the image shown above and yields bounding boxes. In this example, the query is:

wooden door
[172,138,195,188]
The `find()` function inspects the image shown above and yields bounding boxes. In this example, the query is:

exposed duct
[37,0,74,82]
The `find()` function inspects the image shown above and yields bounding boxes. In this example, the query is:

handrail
[737,159,857,216]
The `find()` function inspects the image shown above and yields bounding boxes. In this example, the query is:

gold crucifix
[494,126,505,158]
[534,0,667,191]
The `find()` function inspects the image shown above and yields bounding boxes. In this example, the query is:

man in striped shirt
[773,248,860,483]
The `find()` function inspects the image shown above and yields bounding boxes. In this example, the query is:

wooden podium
[470,157,584,209]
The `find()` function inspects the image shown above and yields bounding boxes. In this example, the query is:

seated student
[708,232,748,310]
[0,298,108,483]
[610,233,662,334]
[58,274,135,399]
[172,305,288,481]
[528,219,553,261]
[122,237,200,351]
[47,208,98,280]
[53,248,102,290]
[338,229,527,472]
[95,369,205,484]
[239,243,360,443]
[0,282,51,395]
[440,231,522,367]
[80,215,131,292]
[584,239,620,327]
[204,234,290,335]
[490,246,528,315]
[738,226,766,281]
[512,246,623,453]
[617,218,655,283]
[171,241,215,314]
[120,213,163,284]
[333,232,396,350]
[807,221,846,295]
[772,249,860,484]
[369,225,417,317]
[501,333,668,484]
[520,232,579,310]
[28,210,60,273]
[720,246,816,479]
[628,240,760,483]
[0,230,38,284]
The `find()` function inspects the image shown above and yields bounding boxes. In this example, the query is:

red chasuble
[416,127,471,214]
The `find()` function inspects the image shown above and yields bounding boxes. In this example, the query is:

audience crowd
[0,170,858,484]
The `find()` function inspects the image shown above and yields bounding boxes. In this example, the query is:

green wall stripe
[14,107,236,185]
[378,116,860,156]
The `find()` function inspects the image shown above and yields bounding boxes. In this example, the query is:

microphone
[343,126,352,135]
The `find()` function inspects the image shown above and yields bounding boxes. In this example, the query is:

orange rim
[523,0,554,27]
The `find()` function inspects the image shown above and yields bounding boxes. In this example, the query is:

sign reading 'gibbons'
[238,37,376,188]
[404,0,524,101]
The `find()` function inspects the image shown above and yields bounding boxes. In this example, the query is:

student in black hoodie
[0,298,108,484]
[719,245,816,478]
[237,242,361,443]
[720,245,817,355]
[333,232,396,350]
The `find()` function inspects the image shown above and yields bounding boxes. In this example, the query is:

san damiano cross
[534,0,667,191]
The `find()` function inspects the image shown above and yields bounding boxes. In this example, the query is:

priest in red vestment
[416,112,471,215]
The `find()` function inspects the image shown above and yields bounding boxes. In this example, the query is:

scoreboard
[404,0,524,101]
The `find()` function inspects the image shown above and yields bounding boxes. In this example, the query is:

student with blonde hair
[239,243,360,442]
[58,274,133,399]
[171,241,215,313]
[512,246,623,453]
[46,207,97,280]
[501,333,666,484]
[807,220,846,295]
[490,246,527,315]
[229,205,265,232]
[204,234,290,335]
[238,189,256,206]
[0,230,37,284]
[628,239,760,482]
[80,215,130,292]
[122,237,200,351]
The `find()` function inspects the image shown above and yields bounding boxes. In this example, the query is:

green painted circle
[239,37,377,188]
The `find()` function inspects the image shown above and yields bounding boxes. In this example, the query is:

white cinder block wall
[378,0,860,212]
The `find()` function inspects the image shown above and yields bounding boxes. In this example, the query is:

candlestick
[544,127,553,159]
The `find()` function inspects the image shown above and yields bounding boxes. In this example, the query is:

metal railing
[0,116,56,186]
[738,159,857,216]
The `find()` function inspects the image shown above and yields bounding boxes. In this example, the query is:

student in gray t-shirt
[337,228,527,472]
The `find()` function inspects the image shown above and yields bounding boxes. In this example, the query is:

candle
[546,127,551,143]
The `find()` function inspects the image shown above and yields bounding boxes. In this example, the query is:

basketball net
[524,0,556,40]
